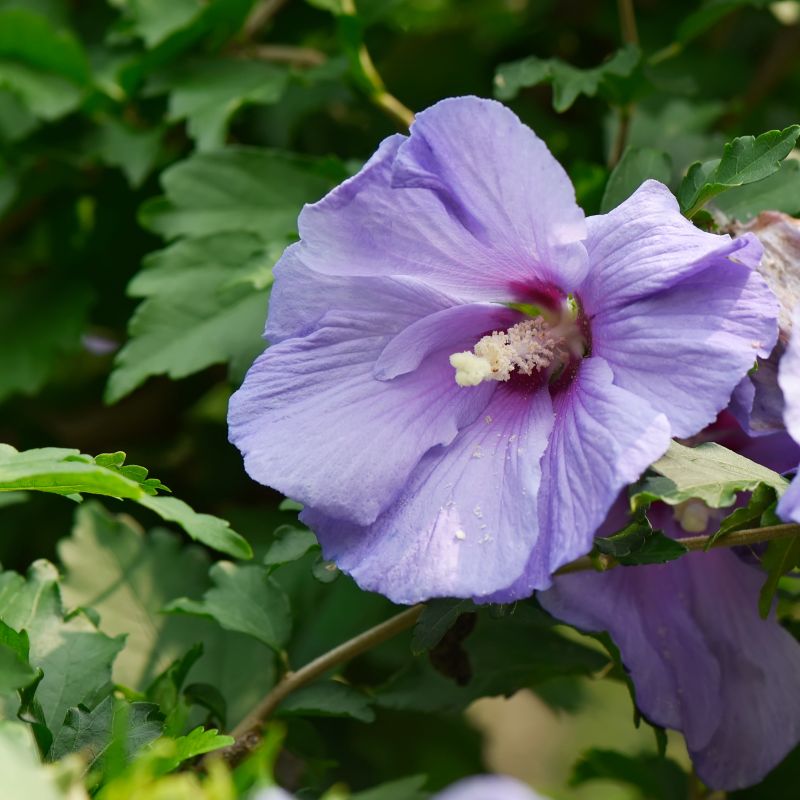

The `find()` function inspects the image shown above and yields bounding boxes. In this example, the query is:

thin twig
[216,604,424,767]
[242,0,290,42]
[617,0,639,46]
[340,0,414,129]
[242,44,327,68]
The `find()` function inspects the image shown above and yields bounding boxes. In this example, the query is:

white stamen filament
[450,317,568,387]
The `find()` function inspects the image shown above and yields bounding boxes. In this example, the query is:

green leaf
[0,281,92,403]
[155,726,234,773]
[0,445,145,498]
[0,720,71,800]
[708,482,777,547]
[494,45,639,110]
[600,147,672,212]
[138,147,347,241]
[89,118,163,188]
[411,599,476,655]
[153,59,289,151]
[49,695,163,768]
[349,775,429,800]
[632,441,789,510]
[677,0,772,44]
[59,505,276,726]
[0,640,36,695]
[594,518,688,565]
[0,560,124,747]
[0,8,89,121]
[165,562,291,653]
[759,535,800,618]
[713,160,800,221]
[378,605,607,713]
[116,0,206,47]
[678,126,800,217]
[263,525,319,568]
[570,748,688,800]
[138,495,252,559]
[106,233,274,402]
[278,681,375,722]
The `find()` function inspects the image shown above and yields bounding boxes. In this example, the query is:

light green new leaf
[632,441,789,510]
[263,525,319,568]
[0,446,148,499]
[59,505,274,726]
[0,721,70,800]
[165,562,291,653]
[278,681,375,723]
[155,726,234,774]
[0,561,124,747]
[106,233,275,402]
[138,496,252,559]
[600,147,672,212]
[138,147,348,240]
[678,126,800,217]
[153,59,289,151]
[494,45,639,110]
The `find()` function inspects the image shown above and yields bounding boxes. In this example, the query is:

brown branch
[215,604,424,768]
[617,0,639,45]
[241,0,290,42]
[555,523,800,576]
[242,44,327,68]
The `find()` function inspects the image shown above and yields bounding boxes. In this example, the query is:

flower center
[450,317,571,387]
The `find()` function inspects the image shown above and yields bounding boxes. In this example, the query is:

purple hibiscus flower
[541,478,800,789]
[229,96,776,604]
[777,306,800,521]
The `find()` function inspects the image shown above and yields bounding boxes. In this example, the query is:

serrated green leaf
[678,126,800,217]
[137,496,252,559]
[165,562,290,653]
[59,505,276,726]
[106,233,274,402]
[494,45,639,110]
[138,147,347,240]
[0,560,124,748]
[759,535,800,618]
[600,147,671,212]
[263,525,319,568]
[713,159,800,221]
[411,599,476,655]
[278,681,375,722]
[707,482,777,547]
[117,0,205,47]
[153,59,289,151]
[49,695,163,768]
[595,520,688,565]
[89,118,163,188]
[632,441,788,510]
[0,641,36,695]
[156,726,234,773]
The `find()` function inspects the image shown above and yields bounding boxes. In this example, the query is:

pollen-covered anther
[449,318,566,387]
